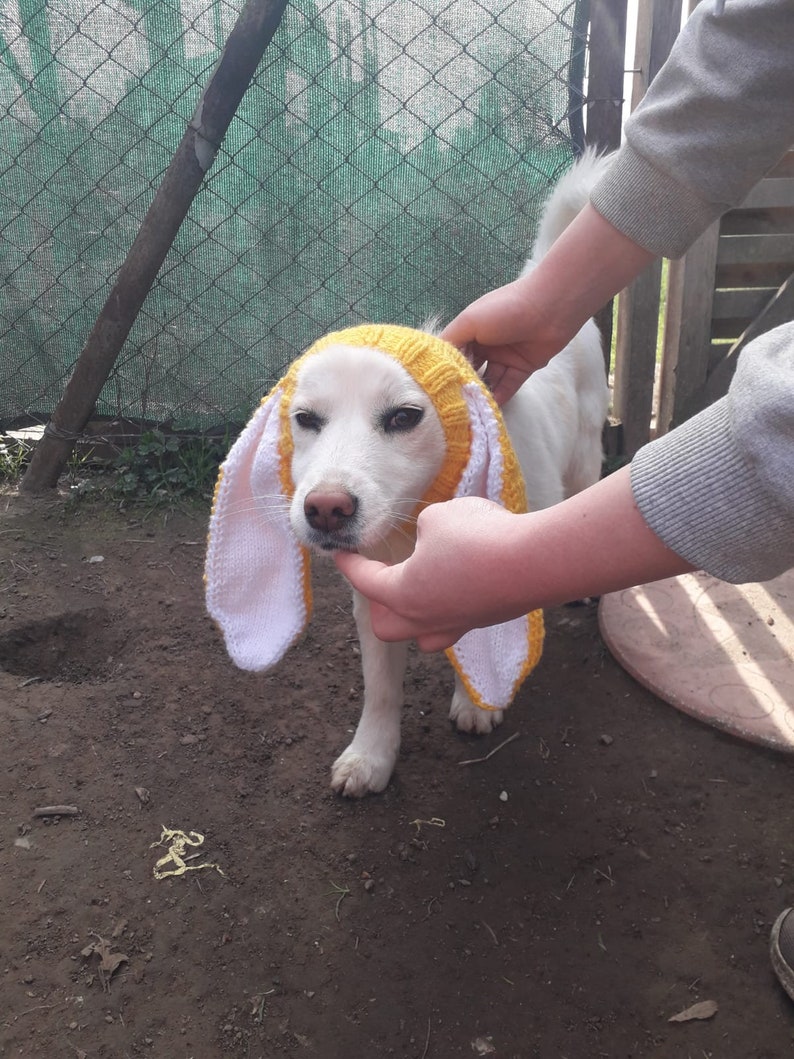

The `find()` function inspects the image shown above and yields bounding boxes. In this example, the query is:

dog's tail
[530,147,613,261]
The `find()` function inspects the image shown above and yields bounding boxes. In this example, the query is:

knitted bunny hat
[205,324,544,711]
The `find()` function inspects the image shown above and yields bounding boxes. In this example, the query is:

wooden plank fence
[589,0,794,457]
[661,151,794,432]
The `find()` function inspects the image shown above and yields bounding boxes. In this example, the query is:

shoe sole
[770,909,794,1001]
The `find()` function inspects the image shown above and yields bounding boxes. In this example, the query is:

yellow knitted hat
[205,324,544,711]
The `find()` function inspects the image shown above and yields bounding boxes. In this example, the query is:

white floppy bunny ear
[445,382,544,710]
[205,387,311,671]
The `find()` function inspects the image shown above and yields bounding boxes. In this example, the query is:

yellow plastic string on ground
[409,817,446,832]
[150,826,227,880]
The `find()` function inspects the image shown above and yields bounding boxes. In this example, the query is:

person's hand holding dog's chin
[334,466,694,653]
[333,497,527,651]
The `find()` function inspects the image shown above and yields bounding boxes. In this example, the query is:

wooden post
[586,0,628,154]
[585,0,628,378]
[20,0,289,493]
[611,0,682,455]
[656,222,720,433]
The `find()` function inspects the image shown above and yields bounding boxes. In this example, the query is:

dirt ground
[1,491,793,1059]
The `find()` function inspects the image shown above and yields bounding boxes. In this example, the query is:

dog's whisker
[214,490,287,502]
[211,504,290,520]
[386,510,420,528]
[377,519,420,557]
[393,498,434,517]
[214,494,290,513]
[383,498,429,520]
[211,501,291,525]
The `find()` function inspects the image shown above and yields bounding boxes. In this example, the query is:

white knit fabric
[446,383,533,709]
[205,386,309,671]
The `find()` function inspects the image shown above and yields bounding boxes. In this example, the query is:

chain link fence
[1,0,589,441]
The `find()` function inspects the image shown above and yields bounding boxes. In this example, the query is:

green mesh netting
[0,0,588,429]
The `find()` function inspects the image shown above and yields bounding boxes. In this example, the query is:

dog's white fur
[285,151,612,796]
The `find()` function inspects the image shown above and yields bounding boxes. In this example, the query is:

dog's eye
[384,406,424,433]
[294,410,323,433]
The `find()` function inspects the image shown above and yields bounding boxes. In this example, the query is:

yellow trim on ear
[526,610,545,671]
[210,464,224,517]
[448,608,545,713]
[203,465,225,590]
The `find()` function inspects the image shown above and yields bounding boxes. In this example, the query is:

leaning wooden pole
[20,0,289,493]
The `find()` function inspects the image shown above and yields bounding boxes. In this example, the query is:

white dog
[206,150,611,797]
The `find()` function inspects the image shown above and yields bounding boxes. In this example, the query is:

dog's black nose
[304,490,358,534]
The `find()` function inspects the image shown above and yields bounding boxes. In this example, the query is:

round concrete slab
[598,569,794,752]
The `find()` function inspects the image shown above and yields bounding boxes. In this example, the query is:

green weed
[111,429,229,502]
[0,436,29,481]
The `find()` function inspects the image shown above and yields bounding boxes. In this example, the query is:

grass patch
[0,436,30,482]
[111,429,229,502]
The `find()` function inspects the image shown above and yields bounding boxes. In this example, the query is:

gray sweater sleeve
[631,323,794,584]
[595,0,794,582]
[591,0,794,258]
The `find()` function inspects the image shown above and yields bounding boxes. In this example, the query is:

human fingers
[414,628,466,653]
[441,308,542,405]
[331,549,390,599]
[333,552,425,643]
[436,332,533,406]
[439,306,478,353]
[480,362,532,406]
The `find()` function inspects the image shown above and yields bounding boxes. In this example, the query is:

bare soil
[1,493,793,1059]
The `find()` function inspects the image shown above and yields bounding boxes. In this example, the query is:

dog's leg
[331,589,408,797]
[449,672,504,734]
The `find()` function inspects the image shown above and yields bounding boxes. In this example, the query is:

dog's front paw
[450,690,504,735]
[331,745,396,798]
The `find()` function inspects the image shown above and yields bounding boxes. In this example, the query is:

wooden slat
[586,0,629,366]
[586,0,628,153]
[708,341,732,367]
[684,272,794,416]
[658,222,719,432]
[730,271,794,355]
[769,151,794,179]
[613,261,663,451]
[712,318,756,342]
[628,0,683,104]
[721,207,794,237]
[740,178,794,211]
[716,233,794,266]
[716,260,794,290]
[711,286,776,320]
[611,0,683,454]
[627,0,653,110]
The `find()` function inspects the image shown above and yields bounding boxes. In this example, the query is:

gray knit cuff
[590,145,720,259]
[630,399,792,584]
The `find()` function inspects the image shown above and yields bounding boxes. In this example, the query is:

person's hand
[333,465,693,654]
[440,277,568,406]
[441,203,656,406]
[332,497,529,652]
